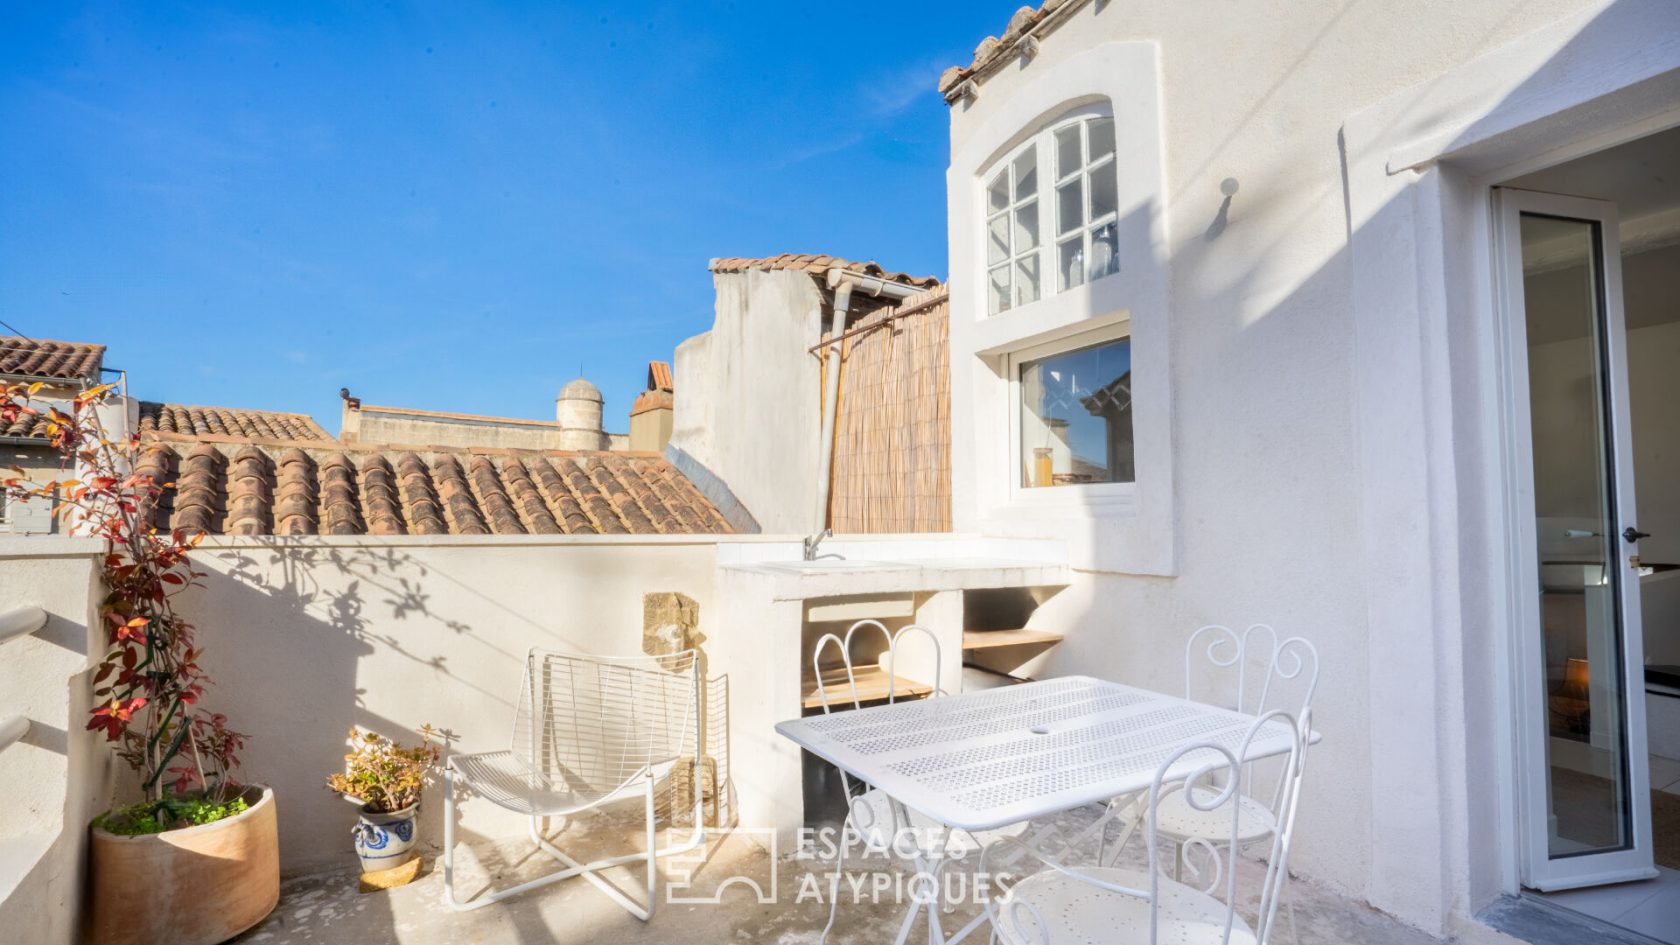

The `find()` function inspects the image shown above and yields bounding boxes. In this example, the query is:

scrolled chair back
[808,621,946,841]
[810,619,896,715]
[886,622,948,699]
[983,709,1307,945]
[1187,624,1320,723]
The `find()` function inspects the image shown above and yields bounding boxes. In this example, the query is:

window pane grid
[986,143,1044,314]
[1050,118,1120,291]
[985,113,1118,312]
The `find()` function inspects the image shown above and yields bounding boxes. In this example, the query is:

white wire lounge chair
[442,648,704,920]
[986,709,1310,945]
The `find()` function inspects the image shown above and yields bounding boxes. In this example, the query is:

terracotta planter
[86,786,280,945]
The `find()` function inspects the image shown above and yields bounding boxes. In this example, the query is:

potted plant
[327,726,440,876]
[1,382,277,945]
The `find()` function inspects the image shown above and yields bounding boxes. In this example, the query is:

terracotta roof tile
[648,361,674,393]
[0,336,104,382]
[630,389,674,417]
[709,253,940,290]
[139,402,334,442]
[938,0,1085,101]
[3,410,54,440]
[131,443,731,537]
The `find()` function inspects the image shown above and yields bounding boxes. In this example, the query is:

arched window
[984,107,1119,315]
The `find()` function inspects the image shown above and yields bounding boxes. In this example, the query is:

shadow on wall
[175,542,556,943]
[178,540,730,883]
[175,540,736,945]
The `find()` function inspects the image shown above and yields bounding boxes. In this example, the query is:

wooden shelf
[802,665,932,710]
[962,629,1064,651]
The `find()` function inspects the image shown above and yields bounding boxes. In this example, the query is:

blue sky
[0,2,999,433]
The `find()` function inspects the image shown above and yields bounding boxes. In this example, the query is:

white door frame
[1493,187,1655,891]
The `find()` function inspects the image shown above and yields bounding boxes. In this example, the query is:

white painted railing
[0,605,46,646]
[0,715,28,752]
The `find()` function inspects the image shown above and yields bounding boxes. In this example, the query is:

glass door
[1498,188,1655,891]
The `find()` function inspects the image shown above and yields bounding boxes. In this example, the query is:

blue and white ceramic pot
[352,802,419,874]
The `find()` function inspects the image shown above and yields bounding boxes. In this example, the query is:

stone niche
[643,592,727,827]
[643,592,702,656]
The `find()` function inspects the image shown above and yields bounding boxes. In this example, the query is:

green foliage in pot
[326,726,440,814]
[96,794,251,836]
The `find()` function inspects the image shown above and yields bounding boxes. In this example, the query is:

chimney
[629,361,674,452]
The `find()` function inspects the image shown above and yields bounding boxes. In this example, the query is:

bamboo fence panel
[821,285,951,533]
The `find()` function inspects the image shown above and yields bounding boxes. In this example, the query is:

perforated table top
[776,676,1308,832]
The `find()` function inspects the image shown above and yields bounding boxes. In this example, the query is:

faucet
[802,528,833,561]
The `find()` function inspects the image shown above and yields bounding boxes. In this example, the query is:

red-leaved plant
[1,380,246,811]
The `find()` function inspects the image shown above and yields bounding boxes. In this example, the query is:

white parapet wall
[0,537,108,945]
[175,534,725,876]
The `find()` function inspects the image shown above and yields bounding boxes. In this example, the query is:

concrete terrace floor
[233,808,1454,945]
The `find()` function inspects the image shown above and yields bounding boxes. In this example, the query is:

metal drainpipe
[813,270,925,532]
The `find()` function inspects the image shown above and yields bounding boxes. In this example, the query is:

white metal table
[775,675,1310,944]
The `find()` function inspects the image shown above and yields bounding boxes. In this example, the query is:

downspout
[812,270,926,533]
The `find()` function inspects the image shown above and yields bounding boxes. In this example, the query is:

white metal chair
[442,648,704,920]
[809,620,1025,944]
[1127,629,1319,874]
[987,709,1309,945]
[810,620,943,944]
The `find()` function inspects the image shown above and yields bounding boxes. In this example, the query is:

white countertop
[718,555,1071,599]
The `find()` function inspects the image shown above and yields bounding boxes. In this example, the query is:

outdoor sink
[752,559,901,573]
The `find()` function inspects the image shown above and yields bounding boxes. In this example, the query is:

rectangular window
[1018,338,1134,488]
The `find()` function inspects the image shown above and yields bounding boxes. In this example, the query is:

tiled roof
[937,0,1088,101]
[2,410,53,440]
[132,442,733,537]
[709,254,941,290]
[139,402,334,442]
[0,336,104,382]
[648,361,673,393]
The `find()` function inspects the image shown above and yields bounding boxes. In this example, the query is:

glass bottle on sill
[1089,224,1118,280]
[1064,246,1084,290]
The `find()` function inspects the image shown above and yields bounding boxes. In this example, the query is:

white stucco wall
[1340,0,1680,928]
[0,386,128,535]
[0,538,109,945]
[670,270,828,533]
[0,444,64,535]
[174,536,722,875]
[943,0,1651,935]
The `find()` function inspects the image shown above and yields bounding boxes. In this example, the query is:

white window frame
[1005,320,1137,508]
[984,141,1043,314]
[982,102,1119,318]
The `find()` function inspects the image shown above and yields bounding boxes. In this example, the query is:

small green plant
[97,794,251,836]
[326,726,440,814]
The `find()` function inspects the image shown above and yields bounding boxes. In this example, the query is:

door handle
[1623,526,1650,543]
